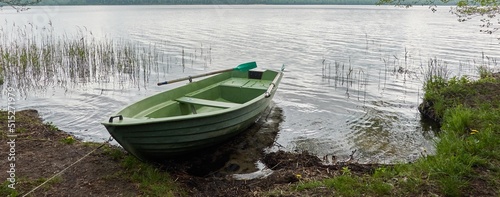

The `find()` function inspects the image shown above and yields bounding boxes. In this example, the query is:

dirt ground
[0,108,380,197]
[0,110,137,196]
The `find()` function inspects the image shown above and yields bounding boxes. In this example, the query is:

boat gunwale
[102,70,282,127]
[102,95,265,126]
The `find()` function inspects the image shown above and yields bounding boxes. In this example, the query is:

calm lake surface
[2,5,499,163]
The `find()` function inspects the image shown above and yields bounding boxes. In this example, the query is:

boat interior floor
[135,78,272,119]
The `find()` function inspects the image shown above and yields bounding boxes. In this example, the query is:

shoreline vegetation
[1,70,499,196]
[0,0,458,6]
[0,21,213,93]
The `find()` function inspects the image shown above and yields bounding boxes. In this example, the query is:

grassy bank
[272,71,500,196]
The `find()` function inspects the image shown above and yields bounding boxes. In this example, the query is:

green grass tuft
[323,175,361,196]
[295,180,323,191]
[45,122,59,132]
[60,136,76,144]
[121,156,184,196]
[0,181,17,197]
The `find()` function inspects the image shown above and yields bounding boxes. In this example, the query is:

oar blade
[234,61,257,71]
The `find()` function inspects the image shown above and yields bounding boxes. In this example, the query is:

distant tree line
[0,0,41,11]
[32,0,456,5]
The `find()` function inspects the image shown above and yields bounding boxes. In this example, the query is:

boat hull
[102,69,282,161]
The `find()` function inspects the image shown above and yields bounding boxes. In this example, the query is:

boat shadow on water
[155,103,283,177]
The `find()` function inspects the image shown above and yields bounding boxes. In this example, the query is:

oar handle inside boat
[265,72,283,98]
[157,68,233,86]
[265,83,275,98]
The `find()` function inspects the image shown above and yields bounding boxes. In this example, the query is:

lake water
[1,5,499,164]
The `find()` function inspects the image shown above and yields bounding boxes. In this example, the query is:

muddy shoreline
[0,108,381,196]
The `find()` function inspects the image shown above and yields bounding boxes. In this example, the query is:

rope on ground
[22,137,114,197]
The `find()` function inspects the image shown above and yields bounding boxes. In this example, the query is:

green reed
[321,59,368,101]
[1,23,144,88]
[0,22,212,92]
[319,50,481,104]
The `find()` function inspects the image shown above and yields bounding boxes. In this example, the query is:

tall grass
[0,21,212,94]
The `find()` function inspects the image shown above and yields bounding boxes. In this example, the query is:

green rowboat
[102,68,283,161]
